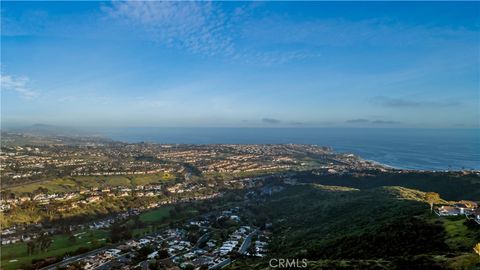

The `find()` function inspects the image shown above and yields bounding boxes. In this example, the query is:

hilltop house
[436,205,460,216]
[454,202,477,214]
[473,208,480,225]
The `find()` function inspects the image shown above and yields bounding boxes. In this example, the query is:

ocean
[100,128,480,171]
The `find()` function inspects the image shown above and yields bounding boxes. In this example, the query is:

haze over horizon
[1,1,479,129]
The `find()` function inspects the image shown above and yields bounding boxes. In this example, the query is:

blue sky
[1,1,479,128]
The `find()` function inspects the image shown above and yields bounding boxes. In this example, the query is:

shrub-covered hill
[233,185,480,270]
[294,171,480,201]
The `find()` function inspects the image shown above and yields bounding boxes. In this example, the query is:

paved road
[94,252,131,270]
[238,229,257,254]
[209,258,232,270]
[39,245,114,270]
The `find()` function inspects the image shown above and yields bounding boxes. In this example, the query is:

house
[138,238,151,246]
[219,240,238,255]
[473,208,480,225]
[183,252,196,259]
[436,205,460,216]
[118,192,130,197]
[205,240,216,248]
[230,215,241,222]
[86,196,100,203]
[147,251,158,259]
[459,200,478,209]
[105,249,121,256]
[125,240,140,248]
[192,256,213,267]
[327,169,338,174]
[456,201,478,214]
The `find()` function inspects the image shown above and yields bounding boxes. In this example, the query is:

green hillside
[233,184,480,269]
[295,171,480,201]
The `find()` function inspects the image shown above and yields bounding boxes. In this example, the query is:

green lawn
[8,178,79,194]
[104,176,132,186]
[134,205,199,236]
[8,173,176,195]
[203,169,283,181]
[130,173,176,186]
[1,229,108,270]
[441,216,479,251]
[139,206,172,223]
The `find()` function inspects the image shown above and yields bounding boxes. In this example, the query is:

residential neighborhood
[1,134,479,270]
[35,206,271,270]
[1,133,392,187]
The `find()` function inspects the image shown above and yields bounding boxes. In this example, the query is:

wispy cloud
[260,118,308,126]
[262,118,281,124]
[345,118,370,123]
[234,50,322,66]
[242,16,478,48]
[288,121,307,126]
[371,120,401,125]
[102,2,321,64]
[1,73,38,99]
[345,118,401,125]
[102,2,477,67]
[371,96,462,108]
[103,1,235,56]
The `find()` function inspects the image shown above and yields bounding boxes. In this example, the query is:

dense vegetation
[296,171,480,200]
[233,184,480,269]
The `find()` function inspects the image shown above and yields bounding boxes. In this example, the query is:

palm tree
[37,234,53,252]
[26,241,36,255]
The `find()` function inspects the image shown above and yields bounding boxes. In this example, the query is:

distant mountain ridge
[6,124,89,137]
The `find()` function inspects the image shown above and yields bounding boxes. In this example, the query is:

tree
[26,241,36,255]
[68,234,77,244]
[133,215,144,228]
[91,238,98,246]
[220,230,228,241]
[110,223,132,243]
[34,187,49,195]
[137,245,154,259]
[157,249,169,259]
[474,243,480,256]
[149,261,160,270]
[425,192,440,213]
[36,234,52,252]
[184,264,194,270]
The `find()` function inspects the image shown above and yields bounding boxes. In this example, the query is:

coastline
[3,129,479,172]
[102,128,479,172]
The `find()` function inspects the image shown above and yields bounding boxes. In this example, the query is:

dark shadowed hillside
[229,184,480,270]
[295,171,480,201]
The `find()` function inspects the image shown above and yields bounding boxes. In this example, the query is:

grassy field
[138,205,199,225]
[7,173,176,194]
[1,229,108,270]
[131,173,176,185]
[440,216,480,251]
[131,205,200,238]
[139,206,172,223]
[203,169,283,181]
